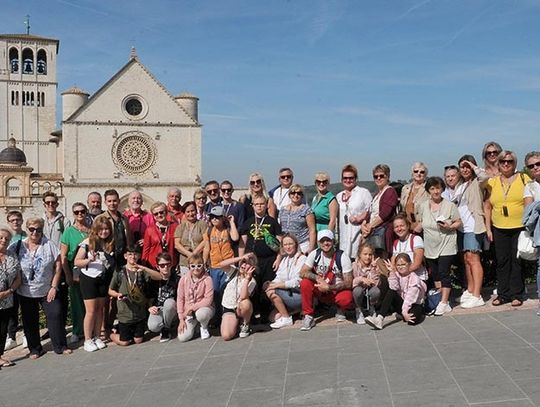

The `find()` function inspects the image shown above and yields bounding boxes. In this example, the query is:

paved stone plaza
[2,306,540,407]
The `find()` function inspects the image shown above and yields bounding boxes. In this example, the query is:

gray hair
[411,162,428,175]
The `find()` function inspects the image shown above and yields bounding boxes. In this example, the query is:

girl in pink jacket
[177,253,214,342]
[365,253,426,330]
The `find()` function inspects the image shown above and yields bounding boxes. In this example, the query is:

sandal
[492,297,508,306]
[29,350,44,360]
[0,359,15,367]
[511,299,523,307]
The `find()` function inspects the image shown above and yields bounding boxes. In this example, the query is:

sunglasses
[250,179,262,185]
[73,210,87,215]
[413,169,426,174]
[485,150,500,157]
[499,159,514,165]
[289,191,302,196]
[315,180,328,185]
[526,161,540,170]
[206,189,219,194]
[153,210,166,216]
[373,174,386,180]
[189,263,204,269]
[28,227,43,234]
[221,188,232,193]
[342,176,355,181]
[8,218,22,223]
[280,175,292,180]
[157,262,171,268]
[209,215,223,220]
[44,201,58,206]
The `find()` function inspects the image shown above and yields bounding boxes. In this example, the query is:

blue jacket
[523,201,540,247]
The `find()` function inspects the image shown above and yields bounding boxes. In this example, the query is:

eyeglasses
[342,176,355,181]
[373,174,386,180]
[485,150,500,157]
[28,227,43,234]
[280,175,292,180]
[206,189,219,195]
[44,201,58,206]
[73,210,87,215]
[221,188,232,193]
[195,196,206,200]
[250,179,262,185]
[8,218,22,223]
[526,161,540,170]
[499,159,514,165]
[413,169,426,174]
[189,263,204,269]
[157,262,171,268]
[315,180,328,185]
[209,215,223,220]
[153,210,166,216]
[289,191,302,196]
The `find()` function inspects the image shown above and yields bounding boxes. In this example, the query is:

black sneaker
[159,328,170,343]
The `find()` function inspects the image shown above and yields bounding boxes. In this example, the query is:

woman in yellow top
[485,150,530,306]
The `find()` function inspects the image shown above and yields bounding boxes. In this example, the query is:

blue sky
[3,1,540,186]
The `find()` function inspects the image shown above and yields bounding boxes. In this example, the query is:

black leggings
[378,289,424,325]
[19,295,68,355]
[0,307,13,357]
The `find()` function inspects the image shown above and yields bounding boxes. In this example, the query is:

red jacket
[142,222,178,268]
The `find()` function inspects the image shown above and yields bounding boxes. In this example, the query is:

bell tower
[0,30,60,174]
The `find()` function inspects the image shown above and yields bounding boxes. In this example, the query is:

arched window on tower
[41,92,45,106]
[30,92,35,106]
[31,181,40,196]
[37,49,47,75]
[9,48,19,73]
[11,91,16,105]
[22,48,34,74]
[6,178,21,198]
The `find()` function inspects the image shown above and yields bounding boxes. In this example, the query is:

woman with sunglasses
[361,164,398,256]
[175,201,208,276]
[485,150,530,307]
[75,217,116,351]
[337,164,372,260]
[193,189,208,222]
[240,173,270,220]
[177,253,214,342]
[400,162,429,231]
[523,151,540,315]
[9,217,71,358]
[279,184,316,255]
[147,253,179,342]
[311,172,338,233]
[0,227,21,367]
[142,202,178,270]
[478,141,503,180]
[59,202,90,344]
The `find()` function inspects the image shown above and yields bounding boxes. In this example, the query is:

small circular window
[125,98,142,116]
[122,94,148,120]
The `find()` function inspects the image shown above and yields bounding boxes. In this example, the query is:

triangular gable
[65,58,198,125]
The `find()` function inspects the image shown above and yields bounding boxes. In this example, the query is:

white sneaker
[68,334,81,345]
[200,326,211,340]
[83,339,98,352]
[93,337,107,349]
[461,296,485,309]
[335,309,347,322]
[239,322,250,338]
[4,337,17,351]
[365,314,384,330]
[434,302,452,316]
[270,316,293,329]
[458,290,473,304]
[300,315,315,331]
[355,308,365,325]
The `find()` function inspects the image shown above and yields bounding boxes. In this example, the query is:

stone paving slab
[2,304,540,407]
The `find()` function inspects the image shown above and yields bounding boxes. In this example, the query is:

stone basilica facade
[0,33,202,217]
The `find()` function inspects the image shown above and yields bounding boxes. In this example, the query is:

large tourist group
[1,141,539,367]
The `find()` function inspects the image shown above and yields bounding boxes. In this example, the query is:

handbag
[517,230,538,261]
[424,289,441,315]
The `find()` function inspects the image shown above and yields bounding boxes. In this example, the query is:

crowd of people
[1,141,540,367]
